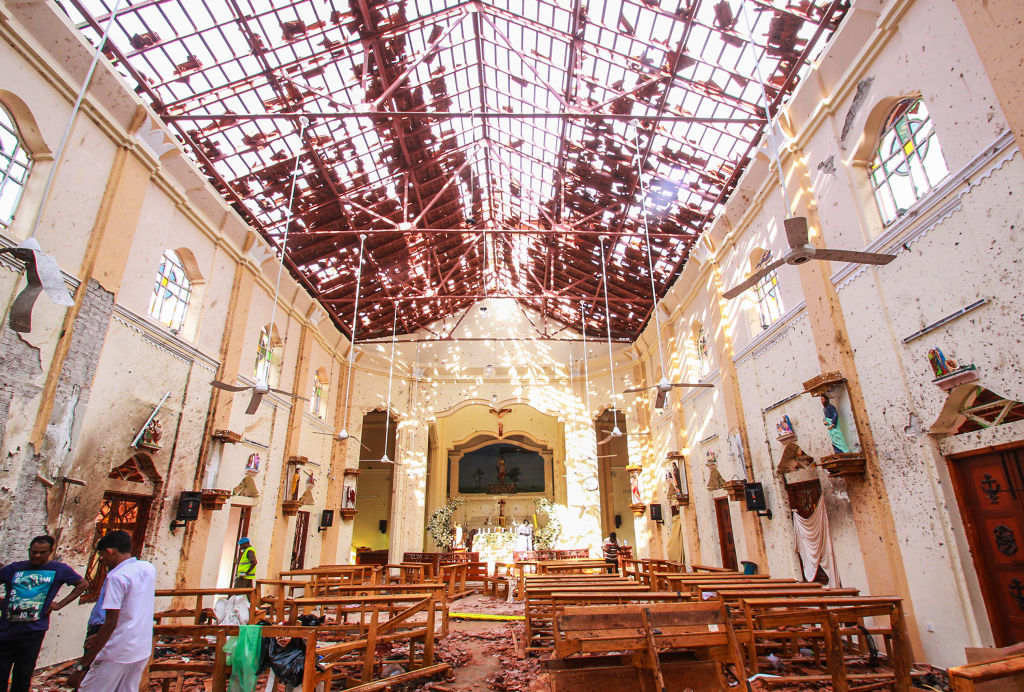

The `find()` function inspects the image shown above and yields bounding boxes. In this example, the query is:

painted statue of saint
[820,395,850,454]
[496,456,507,485]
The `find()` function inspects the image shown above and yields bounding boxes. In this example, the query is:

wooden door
[949,447,1024,646]
[290,511,310,571]
[83,493,152,600]
[715,497,738,571]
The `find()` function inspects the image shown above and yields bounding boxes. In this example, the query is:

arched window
[753,250,783,329]
[311,368,327,417]
[254,326,275,383]
[0,106,32,227]
[868,98,948,224]
[147,250,192,332]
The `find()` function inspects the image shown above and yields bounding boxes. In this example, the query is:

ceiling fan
[722,216,896,299]
[211,379,308,415]
[211,117,311,414]
[722,4,895,301]
[595,236,628,446]
[624,377,715,409]
[312,428,370,450]
[623,120,715,409]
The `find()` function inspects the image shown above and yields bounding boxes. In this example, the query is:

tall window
[254,327,274,382]
[753,250,783,329]
[311,370,325,417]
[147,250,192,332]
[869,98,948,224]
[695,326,710,377]
[0,106,32,227]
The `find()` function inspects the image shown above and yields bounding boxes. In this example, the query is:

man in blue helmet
[234,538,258,588]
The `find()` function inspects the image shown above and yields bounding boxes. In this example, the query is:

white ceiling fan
[622,119,714,409]
[211,117,311,414]
[211,380,308,415]
[593,237,640,447]
[377,301,400,465]
[723,2,895,301]
[312,427,370,451]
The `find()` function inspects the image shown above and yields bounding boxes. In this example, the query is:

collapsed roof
[59,0,847,340]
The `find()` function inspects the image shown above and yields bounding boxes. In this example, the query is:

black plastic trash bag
[262,637,307,687]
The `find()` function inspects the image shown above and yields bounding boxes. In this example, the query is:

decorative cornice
[112,304,220,373]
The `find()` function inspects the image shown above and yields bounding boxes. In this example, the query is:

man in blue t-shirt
[0,535,87,692]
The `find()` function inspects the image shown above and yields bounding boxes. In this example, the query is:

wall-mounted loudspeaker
[744,482,772,519]
[614,514,622,528]
[170,491,202,530]
[649,503,663,522]
[379,520,388,534]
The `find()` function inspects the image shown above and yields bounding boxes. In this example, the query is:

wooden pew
[147,624,328,692]
[153,588,253,625]
[740,596,912,692]
[524,582,651,653]
[546,601,749,691]
[948,653,1024,691]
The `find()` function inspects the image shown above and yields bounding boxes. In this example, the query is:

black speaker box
[744,482,767,511]
[176,491,202,520]
[649,503,663,522]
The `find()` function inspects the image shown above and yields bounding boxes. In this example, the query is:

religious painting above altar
[456,444,546,494]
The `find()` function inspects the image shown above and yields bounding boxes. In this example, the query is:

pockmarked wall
[0,3,363,667]
[623,0,1024,667]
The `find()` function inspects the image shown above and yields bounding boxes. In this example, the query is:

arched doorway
[595,409,635,548]
[351,409,397,560]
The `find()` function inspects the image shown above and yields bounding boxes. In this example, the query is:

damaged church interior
[0,0,1023,688]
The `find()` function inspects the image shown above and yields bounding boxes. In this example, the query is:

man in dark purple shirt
[0,536,87,692]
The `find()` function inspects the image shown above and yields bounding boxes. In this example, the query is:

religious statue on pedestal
[820,394,850,453]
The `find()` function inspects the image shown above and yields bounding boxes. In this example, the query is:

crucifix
[488,406,512,437]
[497,498,506,528]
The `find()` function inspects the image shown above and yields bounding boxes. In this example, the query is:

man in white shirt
[67,530,156,691]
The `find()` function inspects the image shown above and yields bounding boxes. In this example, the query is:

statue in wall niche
[245,453,261,475]
[665,462,683,498]
[820,395,850,454]
[343,485,356,508]
[927,347,958,378]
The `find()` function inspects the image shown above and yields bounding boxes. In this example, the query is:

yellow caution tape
[449,613,524,621]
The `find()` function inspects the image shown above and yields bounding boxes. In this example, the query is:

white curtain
[792,498,839,585]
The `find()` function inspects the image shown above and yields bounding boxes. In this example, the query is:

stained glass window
[147,250,191,332]
[311,372,325,417]
[0,106,32,227]
[754,251,783,330]
[254,327,274,382]
[869,99,948,225]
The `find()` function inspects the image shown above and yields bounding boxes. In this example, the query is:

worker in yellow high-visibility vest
[234,537,257,588]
